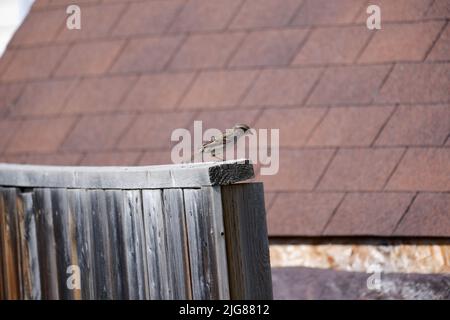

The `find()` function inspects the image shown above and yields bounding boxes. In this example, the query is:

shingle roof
[0,0,449,237]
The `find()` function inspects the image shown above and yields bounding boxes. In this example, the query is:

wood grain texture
[0,189,4,300]
[120,190,148,299]
[34,188,59,299]
[105,190,125,299]
[221,183,273,300]
[142,189,170,299]
[67,189,95,299]
[0,160,254,189]
[52,188,77,300]
[17,192,41,300]
[0,188,22,299]
[89,190,113,299]
[184,187,229,299]
[163,189,191,299]
[0,170,271,300]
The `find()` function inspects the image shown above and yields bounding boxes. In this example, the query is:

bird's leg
[211,149,223,161]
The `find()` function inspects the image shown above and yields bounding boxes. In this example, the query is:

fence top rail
[0,159,254,189]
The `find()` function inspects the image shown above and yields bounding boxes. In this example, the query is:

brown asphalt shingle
[323,192,415,236]
[376,63,450,103]
[12,79,78,116]
[62,114,135,151]
[427,23,450,61]
[170,32,245,70]
[358,21,445,63]
[375,105,450,146]
[242,67,322,106]
[111,1,183,37]
[0,0,448,237]
[268,192,344,236]
[318,148,405,191]
[62,76,137,114]
[0,83,23,115]
[2,45,68,81]
[394,193,450,237]
[122,73,194,111]
[306,106,394,147]
[293,26,370,65]
[229,0,303,30]
[386,148,450,192]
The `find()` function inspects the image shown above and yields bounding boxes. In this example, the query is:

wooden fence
[0,160,272,300]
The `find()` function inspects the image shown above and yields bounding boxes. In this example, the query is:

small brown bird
[192,124,253,162]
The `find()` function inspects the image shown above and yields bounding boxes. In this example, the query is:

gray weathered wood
[221,183,273,300]
[17,192,41,300]
[34,188,59,299]
[163,189,191,299]
[105,190,125,299]
[142,189,170,300]
[0,160,272,301]
[89,190,113,299]
[51,188,77,300]
[184,187,229,299]
[120,190,148,299]
[0,160,253,189]
[67,189,95,299]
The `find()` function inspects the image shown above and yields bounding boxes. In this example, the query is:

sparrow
[192,124,253,162]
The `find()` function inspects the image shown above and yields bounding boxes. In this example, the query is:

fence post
[221,183,273,300]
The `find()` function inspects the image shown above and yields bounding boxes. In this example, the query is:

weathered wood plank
[105,190,125,299]
[89,190,113,299]
[0,188,4,300]
[34,188,59,299]
[184,187,229,299]
[17,192,41,300]
[142,189,170,300]
[67,189,95,299]
[120,190,148,299]
[221,183,273,300]
[0,159,254,189]
[0,188,22,299]
[163,189,191,299]
[51,188,78,300]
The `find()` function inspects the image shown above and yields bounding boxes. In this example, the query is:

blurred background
[0,0,34,56]
[0,0,449,299]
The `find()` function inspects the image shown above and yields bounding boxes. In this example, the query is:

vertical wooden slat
[0,188,22,299]
[184,186,230,299]
[163,189,191,299]
[0,188,3,300]
[142,189,169,300]
[17,192,41,300]
[105,190,125,299]
[67,189,95,299]
[34,188,59,300]
[52,188,77,299]
[120,190,148,299]
[221,183,273,300]
[89,189,114,299]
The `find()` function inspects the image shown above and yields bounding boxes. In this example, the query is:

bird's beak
[248,129,254,135]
